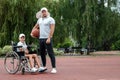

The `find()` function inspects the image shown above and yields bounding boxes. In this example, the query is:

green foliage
[2,45,12,53]
[62,42,72,48]
[0,45,12,56]
[56,38,73,48]
[63,38,73,47]
[53,48,64,56]
[0,0,41,47]
[0,0,120,51]
[111,40,120,50]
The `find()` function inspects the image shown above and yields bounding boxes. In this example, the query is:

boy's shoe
[38,67,47,72]
[51,68,57,73]
[31,67,38,72]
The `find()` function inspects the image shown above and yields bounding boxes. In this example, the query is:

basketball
[30,28,39,38]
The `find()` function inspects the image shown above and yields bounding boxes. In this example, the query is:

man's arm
[33,24,39,29]
[30,24,39,37]
[46,24,55,44]
[48,24,55,38]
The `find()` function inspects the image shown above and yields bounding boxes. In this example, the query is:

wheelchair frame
[4,42,37,75]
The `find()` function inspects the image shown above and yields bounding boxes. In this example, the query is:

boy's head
[19,33,25,42]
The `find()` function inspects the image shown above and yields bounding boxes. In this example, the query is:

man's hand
[46,38,51,44]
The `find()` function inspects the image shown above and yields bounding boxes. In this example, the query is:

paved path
[0,55,120,80]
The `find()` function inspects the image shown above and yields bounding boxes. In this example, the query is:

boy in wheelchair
[17,33,46,72]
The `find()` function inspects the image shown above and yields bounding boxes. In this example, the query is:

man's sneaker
[31,67,38,72]
[51,68,57,73]
[38,67,47,72]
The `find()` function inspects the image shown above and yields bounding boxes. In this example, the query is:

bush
[111,40,120,50]
[2,45,12,55]
[56,38,73,48]
[62,42,72,48]
[56,43,62,48]
[53,48,64,56]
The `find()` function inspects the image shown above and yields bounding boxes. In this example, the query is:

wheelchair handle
[13,46,22,48]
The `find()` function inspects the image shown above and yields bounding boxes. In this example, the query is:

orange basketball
[30,28,39,38]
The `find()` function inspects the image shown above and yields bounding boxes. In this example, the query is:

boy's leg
[25,55,34,68]
[32,54,41,68]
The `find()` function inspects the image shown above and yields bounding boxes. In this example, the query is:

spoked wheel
[21,57,31,75]
[4,51,20,74]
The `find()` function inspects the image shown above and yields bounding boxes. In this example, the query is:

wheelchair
[4,41,38,75]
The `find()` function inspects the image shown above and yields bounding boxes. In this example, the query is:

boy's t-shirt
[17,41,27,52]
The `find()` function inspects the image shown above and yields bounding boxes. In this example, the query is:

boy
[17,33,46,72]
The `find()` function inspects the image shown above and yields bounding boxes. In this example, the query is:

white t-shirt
[37,16,55,39]
[17,41,27,52]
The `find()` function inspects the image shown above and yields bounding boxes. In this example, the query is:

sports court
[0,52,120,80]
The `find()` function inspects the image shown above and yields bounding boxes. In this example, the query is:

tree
[1,0,120,51]
[0,0,42,47]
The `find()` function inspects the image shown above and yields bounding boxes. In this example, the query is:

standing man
[33,7,57,73]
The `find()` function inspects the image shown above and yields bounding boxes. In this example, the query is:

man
[34,7,57,73]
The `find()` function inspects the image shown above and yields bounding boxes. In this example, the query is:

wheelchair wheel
[21,67,25,75]
[4,51,20,74]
